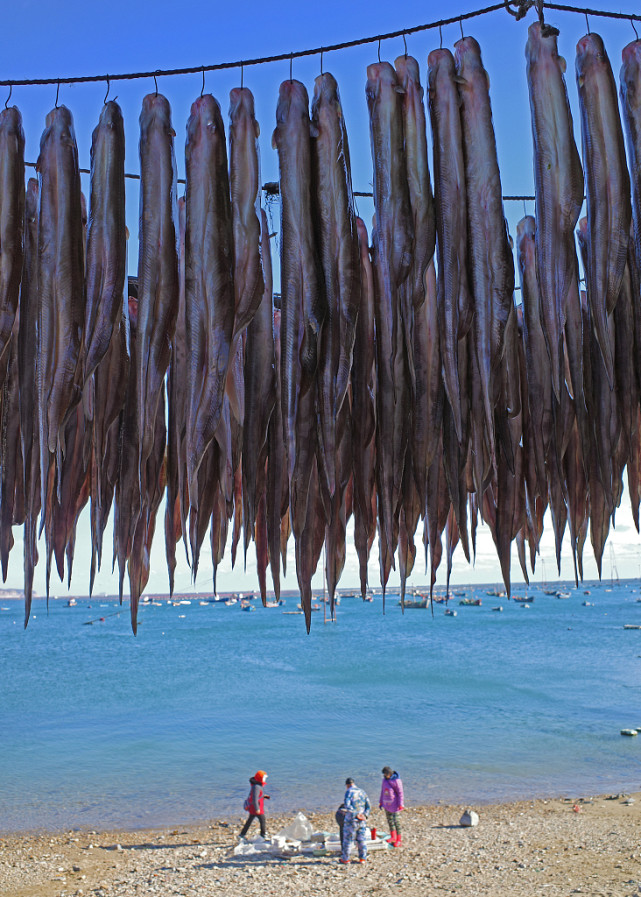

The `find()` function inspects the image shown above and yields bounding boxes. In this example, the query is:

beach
[2,794,640,897]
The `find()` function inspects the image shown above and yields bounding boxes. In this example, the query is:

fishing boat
[491,606,503,612]
[459,597,482,606]
[513,596,534,603]
[444,609,457,617]
[401,598,430,609]
[65,598,77,607]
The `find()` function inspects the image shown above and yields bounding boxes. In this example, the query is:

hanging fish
[36,105,84,530]
[0,106,24,378]
[526,22,584,401]
[229,87,264,338]
[455,36,514,466]
[311,71,360,498]
[428,48,468,441]
[81,100,126,385]
[576,31,631,384]
[137,93,178,485]
[366,61,412,562]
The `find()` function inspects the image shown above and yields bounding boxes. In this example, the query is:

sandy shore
[1,794,640,897]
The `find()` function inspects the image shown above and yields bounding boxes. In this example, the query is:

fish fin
[271,129,277,150]
[254,120,260,138]
[559,55,567,74]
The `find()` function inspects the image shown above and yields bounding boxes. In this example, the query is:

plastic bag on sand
[233,841,259,856]
[276,811,313,841]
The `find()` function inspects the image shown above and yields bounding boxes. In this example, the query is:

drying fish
[456,36,514,463]
[19,178,39,627]
[428,48,469,440]
[82,100,126,385]
[0,106,24,376]
[128,389,166,634]
[243,210,275,557]
[516,215,554,497]
[311,71,360,496]
[266,308,288,601]
[526,22,584,400]
[229,87,263,338]
[89,311,129,593]
[576,31,631,384]
[621,40,641,288]
[351,218,377,599]
[36,104,84,520]
[394,55,436,309]
[165,196,188,596]
[366,61,412,555]
[0,327,24,581]
[272,79,325,544]
[137,93,178,483]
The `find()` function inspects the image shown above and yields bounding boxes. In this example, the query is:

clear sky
[1,0,639,598]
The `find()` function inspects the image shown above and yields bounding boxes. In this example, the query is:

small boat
[283,610,303,615]
[459,598,482,606]
[485,588,504,597]
[444,609,457,617]
[242,604,255,612]
[623,624,641,630]
[556,591,571,599]
[582,601,594,607]
[224,598,237,606]
[179,599,192,605]
[513,596,534,603]
[492,606,503,612]
[400,599,430,609]
[65,598,77,607]
[199,601,209,606]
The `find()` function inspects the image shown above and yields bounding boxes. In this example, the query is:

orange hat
[255,770,268,784]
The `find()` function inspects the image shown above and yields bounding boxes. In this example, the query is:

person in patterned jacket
[339,777,371,864]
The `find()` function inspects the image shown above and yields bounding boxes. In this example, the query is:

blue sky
[1,0,639,597]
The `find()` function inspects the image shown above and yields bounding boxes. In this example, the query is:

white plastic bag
[276,811,313,841]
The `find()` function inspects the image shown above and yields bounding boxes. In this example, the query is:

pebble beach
[2,793,640,897]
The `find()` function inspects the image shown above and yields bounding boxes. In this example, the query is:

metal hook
[632,18,639,40]
[402,32,407,58]
[378,38,381,63]
[585,12,590,34]
[4,84,12,110]
[289,54,293,82]
[201,67,205,98]
[153,72,158,96]
[55,80,60,108]
[439,24,443,49]
[459,18,464,40]
[320,48,324,75]
[241,61,244,89]
[523,199,527,218]
[104,77,110,105]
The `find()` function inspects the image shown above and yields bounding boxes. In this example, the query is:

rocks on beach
[0,796,639,897]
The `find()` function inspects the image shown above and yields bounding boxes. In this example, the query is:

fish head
[621,40,641,105]
[365,61,399,107]
[0,105,24,140]
[526,21,563,71]
[186,93,224,148]
[274,79,309,145]
[100,99,124,131]
[140,93,175,138]
[576,32,608,84]
[394,54,420,89]
[229,86,259,138]
[427,47,455,92]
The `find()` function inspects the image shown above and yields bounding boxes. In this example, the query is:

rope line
[25,161,536,201]
[1,3,639,89]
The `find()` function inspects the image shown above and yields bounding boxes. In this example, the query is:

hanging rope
[0,3,638,89]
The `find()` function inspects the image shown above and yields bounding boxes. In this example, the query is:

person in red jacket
[239,770,270,839]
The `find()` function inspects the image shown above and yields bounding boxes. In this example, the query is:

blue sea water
[1,580,640,834]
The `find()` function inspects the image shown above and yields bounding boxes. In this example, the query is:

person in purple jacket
[379,766,404,846]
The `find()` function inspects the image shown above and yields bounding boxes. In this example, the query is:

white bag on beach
[460,808,479,827]
[276,811,313,841]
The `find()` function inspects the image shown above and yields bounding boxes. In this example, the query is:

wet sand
[1,793,640,896]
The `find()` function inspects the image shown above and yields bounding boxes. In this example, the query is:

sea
[1,579,640,834]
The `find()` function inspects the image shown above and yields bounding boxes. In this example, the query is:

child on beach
[379,766,404,846]
[239,770,270,839]
[340,778,371,864]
